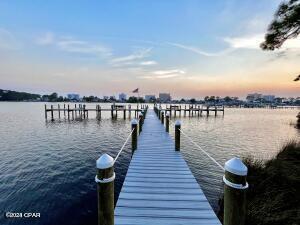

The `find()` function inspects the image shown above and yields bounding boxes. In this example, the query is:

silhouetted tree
[190,98,196,104]
[224,96,232,102]
[261,0,300,50]
[261,0,300,81]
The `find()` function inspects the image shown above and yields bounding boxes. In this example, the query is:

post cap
[96,153,114,169]
[175,120,181,126]
[225,157,247,176]
[131,119,138,125]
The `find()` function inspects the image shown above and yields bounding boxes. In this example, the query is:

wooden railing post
[166,112,170,132]
[96,153,115,225]
[175,120,181,151]
[161,111,164,124]
[138,113,143,134]
[131,119,138,153]
[223,157,248,225]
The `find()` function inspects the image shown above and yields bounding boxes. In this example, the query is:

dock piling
[175,120,181,151]
[138,113,143,134]
[44,104,47,120]
[96,153,115,225]
[166,112,170,132]
[161,111,164,124]
[51,105,54,121]
[67,105,70,120]
[58,104,60,119]
[223,157,248,225]
[131,119,138,153]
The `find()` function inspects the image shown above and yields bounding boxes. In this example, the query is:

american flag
[132,88,139,93]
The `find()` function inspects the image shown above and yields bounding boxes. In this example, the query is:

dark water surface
[0,102,299,225]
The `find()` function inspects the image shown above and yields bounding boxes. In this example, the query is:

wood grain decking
[115,109,221,225]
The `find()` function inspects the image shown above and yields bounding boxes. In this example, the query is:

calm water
[0,102,299,225]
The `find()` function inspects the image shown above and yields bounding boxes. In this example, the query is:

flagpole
[137,90,139,109]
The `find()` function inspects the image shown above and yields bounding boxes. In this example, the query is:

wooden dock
[114,109,221,225]
[44,103,146,121]
[160,104,224,117]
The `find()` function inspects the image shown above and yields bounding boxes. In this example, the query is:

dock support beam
[175,120,181,151]
[96,153,115,225]
[166,113,169,132]
[224,157,248,225]
[131,119,138,153]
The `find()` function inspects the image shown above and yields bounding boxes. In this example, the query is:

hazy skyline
[0,0,299,99]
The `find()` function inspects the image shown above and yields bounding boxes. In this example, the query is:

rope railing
[178,128,225,171]
[114,127,135,163]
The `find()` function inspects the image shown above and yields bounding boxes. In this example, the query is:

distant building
[246,93,262,102]
[263,95,275,102]
[67,93,80,101]
[145,95,156,102]
[119,93,127,102]
[103,96,109,101]
[159,93,171,102]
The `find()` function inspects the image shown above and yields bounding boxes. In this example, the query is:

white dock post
[223,157,248,225]
[96,153,115,225]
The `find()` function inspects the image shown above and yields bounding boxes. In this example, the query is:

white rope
[114,128,135,163]
[178,128,225,171]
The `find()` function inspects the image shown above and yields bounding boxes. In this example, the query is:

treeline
[0,89,40,101]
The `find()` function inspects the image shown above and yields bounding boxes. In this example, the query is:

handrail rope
[114,127,135,163]
[178,128,224,171]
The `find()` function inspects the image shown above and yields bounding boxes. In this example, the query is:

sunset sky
[0,0,299,99]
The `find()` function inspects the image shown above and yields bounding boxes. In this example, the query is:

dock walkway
[115,109,221,225]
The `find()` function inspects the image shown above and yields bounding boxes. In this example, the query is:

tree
[261,0,300,50]
[261,0,300,81]
[190,98,196,104]
[224,96,232,102]
[49,92,58,101]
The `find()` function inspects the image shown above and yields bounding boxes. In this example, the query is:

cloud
[224,33,300,51]
[36,32,55,45]
[168,42,234,57]
[224,34,264,49]
[140,69,185,79]
[57,38,111,56]
[153,69,185,75]
[36,32,112,57]
[0,28,20,50]
[111,47,152,64]
[140,60,157,65]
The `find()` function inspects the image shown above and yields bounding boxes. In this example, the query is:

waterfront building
[119,93,127,102]
[246,93,262,102]
[145,95,156,102]
[263,95,275,102]
[67,93,80,101]
[159,93,171,102]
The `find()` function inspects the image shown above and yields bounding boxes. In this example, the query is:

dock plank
[115,109,221,225]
